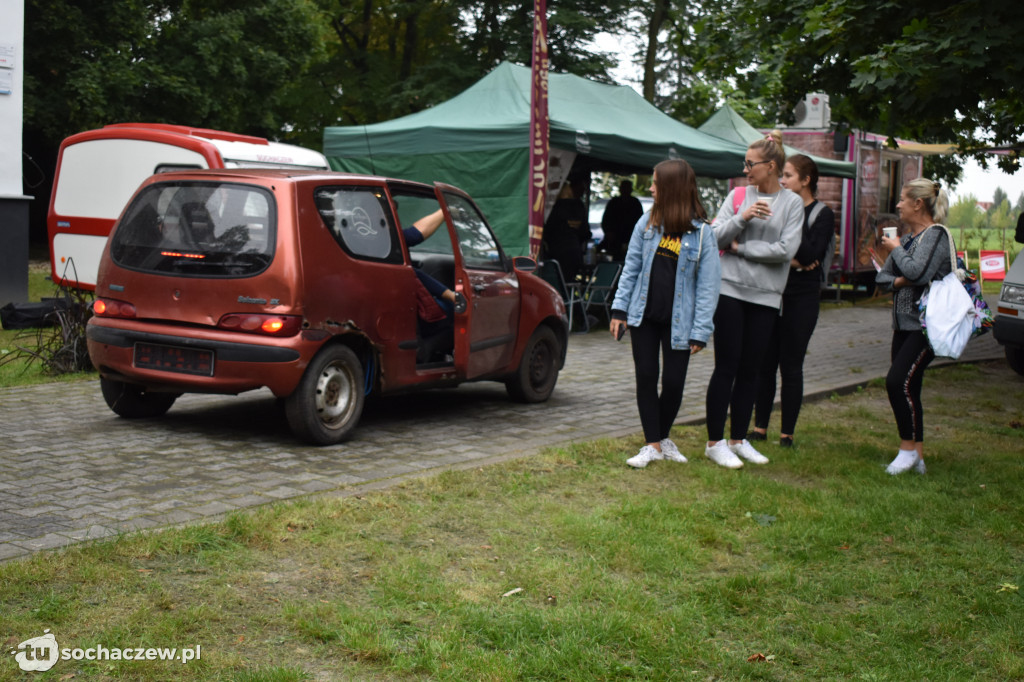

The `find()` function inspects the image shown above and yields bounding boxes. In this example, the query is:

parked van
[47,123,329,290]
[993,215,1024,375]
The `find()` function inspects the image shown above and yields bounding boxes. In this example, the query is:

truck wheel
[100,377,178,418]
[285,344,365,445]
[506,325,561,403]
[1007,346,1024,376]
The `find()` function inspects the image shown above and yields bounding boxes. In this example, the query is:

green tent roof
[324,62,748,178]
[698,104,856,179]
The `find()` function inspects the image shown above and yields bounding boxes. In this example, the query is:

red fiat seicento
[87,169,567,444]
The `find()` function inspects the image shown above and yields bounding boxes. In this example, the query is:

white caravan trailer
[47,123,330,289]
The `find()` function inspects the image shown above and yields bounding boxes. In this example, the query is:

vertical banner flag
[528,0,549,259]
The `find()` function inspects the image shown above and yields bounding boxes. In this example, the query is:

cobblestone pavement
[0,299,1005,562]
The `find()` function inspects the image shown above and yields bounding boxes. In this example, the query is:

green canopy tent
[323,61,748,255]
[697,104,857,179]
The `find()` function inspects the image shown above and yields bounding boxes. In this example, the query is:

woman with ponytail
[704,131,804,468]
[875,178,952,475]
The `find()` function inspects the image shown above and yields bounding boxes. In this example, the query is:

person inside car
[402,208,466,363]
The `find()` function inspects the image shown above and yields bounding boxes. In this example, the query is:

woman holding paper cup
[749,154,836,448]
[704,130,804,468]
[875,178,951,475]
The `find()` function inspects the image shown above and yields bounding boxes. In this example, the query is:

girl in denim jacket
[610,159,721,468]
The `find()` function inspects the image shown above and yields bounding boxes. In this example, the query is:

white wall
[0,0,24,198]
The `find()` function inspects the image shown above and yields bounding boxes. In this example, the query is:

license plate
[134,342,214,376]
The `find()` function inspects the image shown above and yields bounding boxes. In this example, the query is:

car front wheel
[506,325,561,403]
[100,377,179,418]
[285,344,365,445]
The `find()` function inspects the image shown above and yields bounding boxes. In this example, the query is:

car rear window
[110,182,275,277]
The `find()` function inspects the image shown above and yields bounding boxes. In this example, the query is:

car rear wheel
[285,344,365,445]
[100,377,179,418]
[1006,346,1024,376]
[506,325,561,403]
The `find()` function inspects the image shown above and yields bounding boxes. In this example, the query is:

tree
[991,187,1008,215]
[697,0,1024,173]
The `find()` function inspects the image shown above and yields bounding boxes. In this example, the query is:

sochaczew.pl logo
[11,630,59,672]
[10,630,202,672]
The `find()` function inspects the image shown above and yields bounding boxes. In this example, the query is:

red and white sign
[979,250,1007,281]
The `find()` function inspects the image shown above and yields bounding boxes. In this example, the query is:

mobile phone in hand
[615,324,627,341]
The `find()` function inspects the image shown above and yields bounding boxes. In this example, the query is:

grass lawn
[2,361,1022,681]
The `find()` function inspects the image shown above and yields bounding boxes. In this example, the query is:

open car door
[436,185,521,379]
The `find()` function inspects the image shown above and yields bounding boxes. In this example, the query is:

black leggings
[630,319,691,444]
[706,294,778,442]
[886,330,935,442]
[754,290,820,435]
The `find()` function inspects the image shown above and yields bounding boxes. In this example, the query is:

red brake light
[93,298,137,318]
[217,314,301,336]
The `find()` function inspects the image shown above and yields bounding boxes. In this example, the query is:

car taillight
[217,313,302,336]
[93,298,137,318]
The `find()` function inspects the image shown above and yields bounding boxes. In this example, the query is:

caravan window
[110,181,275,277]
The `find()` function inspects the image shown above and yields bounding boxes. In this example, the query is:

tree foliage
[697,0,1024,171]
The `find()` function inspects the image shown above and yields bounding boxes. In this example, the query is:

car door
[436,185,521,379]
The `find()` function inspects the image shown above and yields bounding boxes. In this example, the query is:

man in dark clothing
[600,180,644,261]
[542,176,591,281]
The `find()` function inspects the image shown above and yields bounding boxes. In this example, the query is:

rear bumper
[87,319,311,396]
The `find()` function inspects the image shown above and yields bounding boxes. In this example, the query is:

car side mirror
[512,256,537,273]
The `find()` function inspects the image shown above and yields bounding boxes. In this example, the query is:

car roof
[146,167,435,191]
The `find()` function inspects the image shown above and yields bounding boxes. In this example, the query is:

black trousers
[754,290,821,435]
[886,330,935,442]
[705,294,778,442]
[630,319,691,444]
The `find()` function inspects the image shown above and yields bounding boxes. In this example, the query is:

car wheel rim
[528,340,553,388]
[315,361,357,427]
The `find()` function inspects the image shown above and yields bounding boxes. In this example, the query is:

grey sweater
[712,187,804,309]
[875,225,953,331]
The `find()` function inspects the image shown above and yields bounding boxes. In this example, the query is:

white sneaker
[626,444,663,469]
[659,439,688,463]
[729,439,769,465]
[705,440,743,469]
[914,457,926,475]
[886,449,920,475]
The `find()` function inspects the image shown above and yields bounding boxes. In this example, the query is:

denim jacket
[610,213,721,349]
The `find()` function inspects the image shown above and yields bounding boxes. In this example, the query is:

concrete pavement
[0,298,1005,562]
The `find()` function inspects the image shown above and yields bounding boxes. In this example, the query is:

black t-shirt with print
[644,232,681,324]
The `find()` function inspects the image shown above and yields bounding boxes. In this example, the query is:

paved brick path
[0,299,1004,562]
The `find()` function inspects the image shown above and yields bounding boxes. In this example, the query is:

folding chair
[582,261,621,322]
[539,259,588,333]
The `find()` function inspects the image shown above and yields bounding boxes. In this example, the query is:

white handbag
[919,225,975,359]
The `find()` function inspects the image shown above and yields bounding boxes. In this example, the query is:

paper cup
[882,226,898,240]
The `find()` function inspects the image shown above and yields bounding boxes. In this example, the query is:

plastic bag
[920,271,975,359]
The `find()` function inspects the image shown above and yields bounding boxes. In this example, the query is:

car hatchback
[87,169,567,444]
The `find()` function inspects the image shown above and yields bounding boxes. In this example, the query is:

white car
[993,216,1024,374]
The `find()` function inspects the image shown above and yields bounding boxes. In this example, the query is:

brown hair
[748,129,785,176]
[650,159,707,234]
[786,153,820,195]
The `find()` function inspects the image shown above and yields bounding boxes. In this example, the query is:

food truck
[47,123,329,289]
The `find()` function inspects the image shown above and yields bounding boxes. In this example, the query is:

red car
[87,169,567,444]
